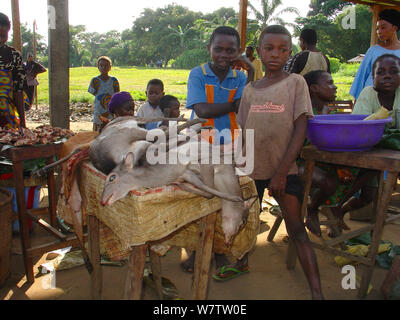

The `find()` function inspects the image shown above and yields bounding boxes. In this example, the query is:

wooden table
[0,144,84,283]
[292,145,400,298]
[87,165,220,300]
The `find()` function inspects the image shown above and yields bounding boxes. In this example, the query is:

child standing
[237,25,323,299]
[88,56,120,131]
[327,54,400,228]
[136,79,165,130]
[181,26,255,277]
[158,94,181,127]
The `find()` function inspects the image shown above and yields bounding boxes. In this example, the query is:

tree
[296,4,372,61]
[248,0,300,30]
[308,0,348,18]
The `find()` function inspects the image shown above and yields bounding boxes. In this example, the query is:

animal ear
[131,141,152,167]
[123,152,135,168]
[244,196,258,210]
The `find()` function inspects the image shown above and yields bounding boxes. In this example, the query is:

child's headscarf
[108,91,133,114]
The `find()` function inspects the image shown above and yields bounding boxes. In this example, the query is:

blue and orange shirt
[186,63,247,145]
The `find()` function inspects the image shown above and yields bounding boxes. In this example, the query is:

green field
[35,66,356,104]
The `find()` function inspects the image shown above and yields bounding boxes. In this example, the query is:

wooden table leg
[286,159,315,270]
[149,249,163,299]
[46,156,57,227]
[267,215,283,242]
[192,164,216,300]
[192,212,217,300]
[125,244,147,300]
[12,160,34,283]
[88,215,102,300]
[358,171,397,299]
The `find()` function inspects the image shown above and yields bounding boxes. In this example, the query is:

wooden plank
[1,144,63,162]
[238,0,248,52]
[11,0,22,52]
[149,249,163,300]
[267,215,283,242]
[12,160,34,283]
[26,234,87,257]
[301,147,400,172]
[88,215,102,300]
[344,0,400,8]
[358,171,398,298]
[46,156,57,226]
[27,207,49,216]
[311,242,374,266]
[371,5,380,46]
[126,245,147,300]
[48,0,70,129]
[192,165,216,300]
[26,212,66,240]
[192,213,217,299]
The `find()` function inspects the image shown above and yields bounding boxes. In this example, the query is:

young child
[88,56,120,131]
[237,25,323,300]
[300,70,358,237]
[327,54,400,228]
[97,91,135,130]
[136,79,165,130]
[181,26,255,277]
[158,94,181,127]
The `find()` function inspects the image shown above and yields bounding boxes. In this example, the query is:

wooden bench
[328,100,354,114]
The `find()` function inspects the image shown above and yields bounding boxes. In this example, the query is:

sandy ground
[1,116,400,300]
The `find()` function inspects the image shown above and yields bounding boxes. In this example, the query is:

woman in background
[0,12,26,128]
[350,9,400,100]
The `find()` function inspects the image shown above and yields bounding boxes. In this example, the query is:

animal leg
[181,170,243,202]
[173,182,214,199]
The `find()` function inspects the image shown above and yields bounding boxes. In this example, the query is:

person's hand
[231,55,253,71]
[268,172,287,199]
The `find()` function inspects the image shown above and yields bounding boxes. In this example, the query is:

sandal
[212,265,249,282]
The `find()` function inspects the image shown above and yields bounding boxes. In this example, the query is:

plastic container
[4,186,41,233]
[0,187,12,285]
[308,114,392,152]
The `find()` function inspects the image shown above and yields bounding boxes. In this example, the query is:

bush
[328,56,341,74]
[337,63,360,77]
[173,49,209,70]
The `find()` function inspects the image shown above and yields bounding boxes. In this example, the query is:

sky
[1,0,311,40]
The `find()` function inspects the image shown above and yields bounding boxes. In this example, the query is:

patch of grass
[36,67,190,104]
[35,65,357,104]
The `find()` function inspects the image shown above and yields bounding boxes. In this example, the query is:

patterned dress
[0,44,29,128]
[88,76,120,128]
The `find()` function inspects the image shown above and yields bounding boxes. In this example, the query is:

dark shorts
[255,175,304,205]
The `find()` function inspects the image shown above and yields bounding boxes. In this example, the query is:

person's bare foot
[327,206,350,231]
[305,209,322,237]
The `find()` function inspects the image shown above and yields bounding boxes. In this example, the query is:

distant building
[347,54,365,63]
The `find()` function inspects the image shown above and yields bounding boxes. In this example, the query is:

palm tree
[248,0,300,30]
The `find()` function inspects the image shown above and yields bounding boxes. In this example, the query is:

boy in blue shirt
[181,26,255,277]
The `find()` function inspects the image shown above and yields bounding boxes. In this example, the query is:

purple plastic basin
[307,114,392,152]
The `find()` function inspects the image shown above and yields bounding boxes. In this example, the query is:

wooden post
[48,0,70,129]
[370,5,381,46]
[33,20,38,109]
[238,0,248,53]
[11,0,22,52]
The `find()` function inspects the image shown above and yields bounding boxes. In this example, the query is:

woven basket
[0,187,13,286]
